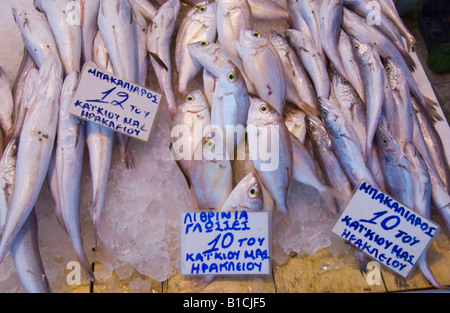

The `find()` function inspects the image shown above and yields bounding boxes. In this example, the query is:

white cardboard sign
[180,211,271,276]
[332,182,440,278]
[69,63,162,142]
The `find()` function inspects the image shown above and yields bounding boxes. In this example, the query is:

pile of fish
[0,0,448,292]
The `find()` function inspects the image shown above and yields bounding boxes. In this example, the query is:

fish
[175,1,217,94]
[10,209,51,293]
[129,0,157,21]
[0,67,15,141]
[189,127,233,211]
[248,0,288,21]
[211,60,250,158]
[12,4,61,69]
[220,171,263,212]
[11,48,38,140]
[297,0,323,60]
[216,0,254,57]
[97,0,138,83]
[0,56,62,264]
[318,0,348,82]
[247,98,293,220]
[305,114,352,211]
[55,71,94,281]
[287,0,312,36]
[284,104,307,144]
[337,30,365,103]
[404,143,446,289]
[172,89,211,178]
[384,57,414,151]
[187,41,255,94]
[290,133,349,214]
[132,4,149,86]
[79,0,100,63]
[235,29,286,114]
[285,29,330,100]
[147,0,181,119]
[319,97,377,188]
[350,37,385,160]
[86,32,116,248]
[412,96,450,192]
[0,138,18,228]
[269,31,319,117]
[34,0,82,75]
[375,125,414,209]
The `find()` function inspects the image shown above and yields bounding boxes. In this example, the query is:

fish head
[269,31,288,51]
[152,0,180,28]
[216,60,246,92]
[198,126,229,164]
[318,97,341,127]
[284,29,314,53]
[349,36,371,65]
[187,40,218,61]
[247,97,279,127]
[376,125,401,159]
[239,28,268,50]
[305,114,330,148]
[237,172,264,211]
[192,0,217,20]
[384,57,404,88]
[12,5,28,31]
[179,89,210,114]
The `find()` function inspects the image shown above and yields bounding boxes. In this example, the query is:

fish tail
[76,249,96,282]
[273,203,294,233]
[424,96,444,123]
[418,255,447,290]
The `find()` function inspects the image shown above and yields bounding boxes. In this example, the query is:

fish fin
[149,52,169,72]
[424,97,444,123]
[273,203,294,233]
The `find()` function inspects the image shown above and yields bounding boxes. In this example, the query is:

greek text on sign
[69,63,162,142]
[332,182,440,279]
[180,211,271,276]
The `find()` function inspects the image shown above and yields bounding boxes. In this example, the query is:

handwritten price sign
[69,63,162,142]
[180,211,271,276]
[332,182,440,279]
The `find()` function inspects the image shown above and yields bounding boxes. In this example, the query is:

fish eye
[198,5,206,12]
[352,43,360,51]
[385,64,392,71]
[248,187,259,198]
[321,110,328,119]
[199,41,209,46]
[308,124,317,132]
[342,79,349,85]
[227,72,237,83]
[252,31,261,38]
[186,95,194,102]
[195,4,200,10]
[382,138,389,146]
[259,104,271,114]
[204,139,215,150]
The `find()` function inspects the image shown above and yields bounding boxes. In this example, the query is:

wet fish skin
[404,143,445,289]
[350,36,385,160]
[247,98,293,217]
[12,4,61,68]
[0,56,62,264]
[56,71,94,281]
[35,0,82,75]
[248,0,288,21]
[216,0,254,56]
[0,67,15,140]
[0,138,18,228]
[269,31,319,117]
[175,1,217,94]
[285,29,330,100]
[220,172,263,212]
[189,127,233,211]
[375,125,414,209]
[211,60,250,157]
[284,105,307,144]
[79,0,100,63]
[235,29,286,115]
[298,0,323,60]
[10,209,51,293]
[129,0,157,21]
[147,0,180,119]
[132,5,148,86]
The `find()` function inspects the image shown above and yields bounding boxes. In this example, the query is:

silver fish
[79,0,100,63]
[132,5,148,86]
[0,138,18,228]
[189,127,233,210]
[269,31,319,117]
[235,29,286,114]
[55,71,94,281]
[0,67,14,140]
[220,172,263,212]
[0,56,62,264]
[12,4,60,69]
[211,60,250,158]
[319,97,377,188]
[147,0,180,119]
[376,125,414,209]
[404,143,445,289]
[284,104,307,144]
[298,0,323,60]
[285,29,330,100]
[248,0,288,21]
[10,209,51,293]
[291,133,349,214]
[350,37,385,159]
[306,114,352,211]
[34,0,82,75]
[172,89,211,177]
[129,0,157,21]
[216,0,254,56]
[287,0,312,36]
[175,1,217,94]
[247,98,293,219]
